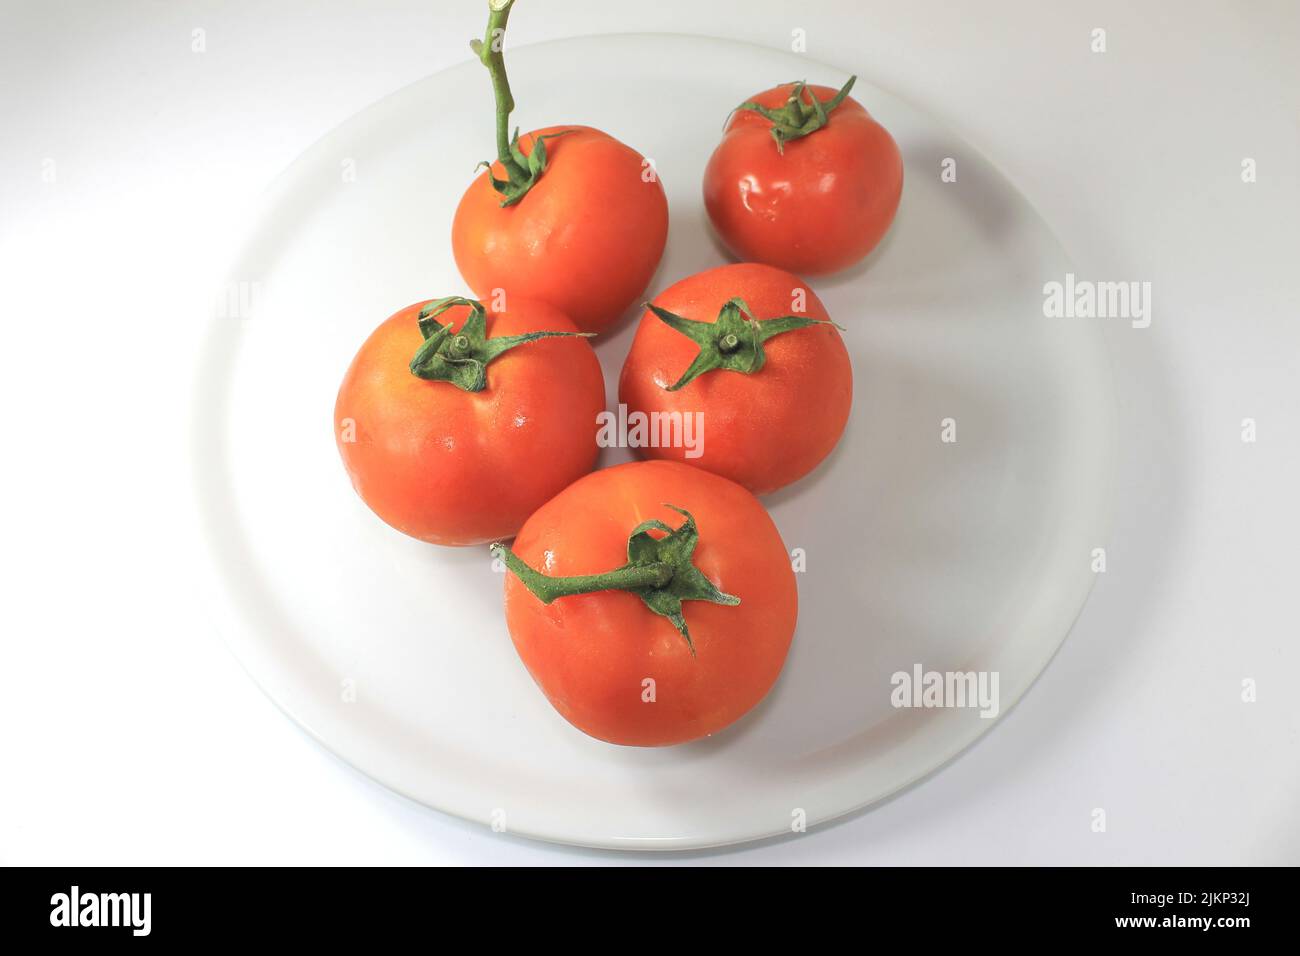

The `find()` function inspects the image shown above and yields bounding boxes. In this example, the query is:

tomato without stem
[704,79,903,275]
[453,125,668,335]
[496,460,797,747]
[335,297,604,546]
[619,262,852,495]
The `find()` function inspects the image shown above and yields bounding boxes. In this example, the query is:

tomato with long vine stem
[451,0,669,335]
[618,262,852,495]
[704,77,903,275]
[335,296,604,546]
[492,460,797,746]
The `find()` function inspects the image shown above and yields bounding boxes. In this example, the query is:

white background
[1,0,1296,865]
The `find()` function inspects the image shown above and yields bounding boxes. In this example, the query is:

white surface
[202,34,1113,849]
[0,0,1296,864]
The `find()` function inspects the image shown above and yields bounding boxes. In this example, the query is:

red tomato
[453,125,668,335]
[618,262,852,495]
[498,460,797,747]
[703,81,903,275]
[335,298,604,546]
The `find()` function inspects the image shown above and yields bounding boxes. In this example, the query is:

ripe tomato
[334,297,604,546]
[453,3,667,335]
[618,262,852,495]
[453,125,668,336]
[703,79,903,275]
[495,460,797,747]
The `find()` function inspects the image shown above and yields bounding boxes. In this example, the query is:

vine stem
[491,506,740,651]
[491,545,675,604]
[476,0,523,180]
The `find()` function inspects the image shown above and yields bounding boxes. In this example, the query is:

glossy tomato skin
[703,85,902,275]
[504,461,797,747]
[452,125,669,335]
[618,263,852,495]
[334,299,604,546]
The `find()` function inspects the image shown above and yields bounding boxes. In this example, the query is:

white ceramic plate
[194,33,1113,850]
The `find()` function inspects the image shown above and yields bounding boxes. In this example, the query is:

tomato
[494,460,797,747]
[452,0,667,335]
[334,296,604,546]
[453,125,667,336]
[618,262,852,495]
[703,78,903,275]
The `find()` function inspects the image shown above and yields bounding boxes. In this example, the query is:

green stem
[469,0,563,207]
[477,0,523,181]
[493,549,674,603]
[490,506,741,653]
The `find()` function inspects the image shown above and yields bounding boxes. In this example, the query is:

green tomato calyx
[736,75,857,153]
[491,506,740,654]
[408,296,591,392]
[646,296,837,391]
